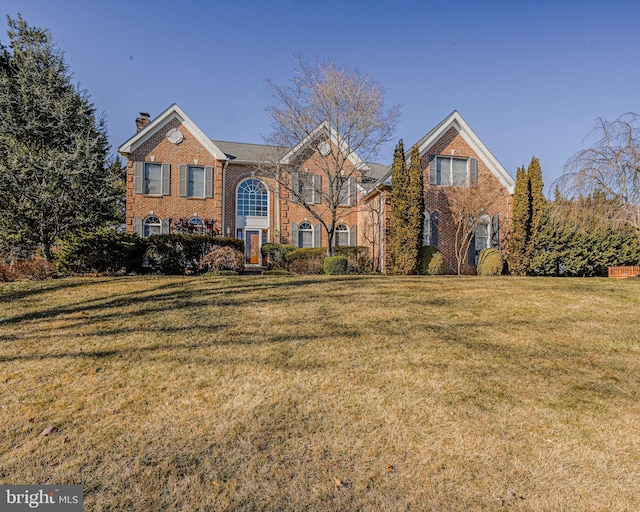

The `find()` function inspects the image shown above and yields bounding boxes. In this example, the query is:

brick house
[118,104,514,273]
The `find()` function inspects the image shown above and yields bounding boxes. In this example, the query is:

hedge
[477,248,505,276]
[419,245,444,275]
[261,243,298,269]
[145,235,244,275]
[323,256,348,275]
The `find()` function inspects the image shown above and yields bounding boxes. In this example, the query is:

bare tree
[262,56,400,254]
[557,113,640,235]
[447,184,504,275]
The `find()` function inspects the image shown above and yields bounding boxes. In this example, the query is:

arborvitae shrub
[286,247,326,274]
[199,246,244,273]
[323,256,348,275]
[477,248,505,276]
[261,243,297,269]
[419,245,444,275]
[56,228,148,274]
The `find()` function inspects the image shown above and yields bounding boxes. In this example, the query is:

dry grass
[0,275,639,511]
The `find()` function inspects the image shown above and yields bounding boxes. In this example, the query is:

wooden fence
[608,266,640,278]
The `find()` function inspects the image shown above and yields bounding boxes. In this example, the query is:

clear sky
[3,0,639,193]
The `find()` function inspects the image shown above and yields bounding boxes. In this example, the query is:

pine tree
[407,144,425,266]
[0,16,121,260]
[525,156,544,271]
[508,165,531,275]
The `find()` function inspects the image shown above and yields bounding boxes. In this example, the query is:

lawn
[0,275,639,511]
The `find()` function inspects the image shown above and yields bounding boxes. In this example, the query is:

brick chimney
[135,112,151,132]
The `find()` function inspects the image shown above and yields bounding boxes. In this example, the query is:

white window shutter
[314,223,321,248]
[162,218,170,234]
[348,177,357,206]
[313,174,322,204]
[205,166,214,198]
[291,223,299,247]
[291,172,299,203]
[179,165,187,197]
[134,162,144,194]
[470,159,478,187]
[349,226,357,247]
[133,215,142,235]
[161,163,171,196]
[429,155,437,185]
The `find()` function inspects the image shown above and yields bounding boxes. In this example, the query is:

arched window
[423,211,431,246]
[335,224,349,247]
[143,216,162,237]
[237,178,268,217]
[189,217,203,227]
[298,222,313,248]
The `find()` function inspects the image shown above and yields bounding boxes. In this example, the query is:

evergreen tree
[390,140,415,274]
[407,144,425,265]
[0,16,120,260]
[508,165,531,275]
[525,156,545,270]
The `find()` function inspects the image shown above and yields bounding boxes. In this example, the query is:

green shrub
[261,269,292,276]
[477,248,505,276]
[323,256,348,275]
[261,243,297,269]
[334,246,370,273]
[286,247,326,274]
[56,228,148,274]
[145,235,244,275]
[419,245,444,275]
[206,270,239,276]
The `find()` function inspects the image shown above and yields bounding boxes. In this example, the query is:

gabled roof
[279,121,369,172]
[117,103,228,161]
[415,110,514,193]
[374,111,515,194]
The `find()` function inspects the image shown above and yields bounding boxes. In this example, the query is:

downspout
[221,159,229,236]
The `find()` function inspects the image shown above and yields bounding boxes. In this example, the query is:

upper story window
[188,166,204,197]
[237,178,268,217]
[337,176,356,206]
[144,163,162,195]
[134,162,170,196]
[429,156,477,187]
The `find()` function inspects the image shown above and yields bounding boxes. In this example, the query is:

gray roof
[212,139,390,183]
[212,140,288,163]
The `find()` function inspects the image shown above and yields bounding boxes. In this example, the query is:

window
[337,176,355,206]
[423,211,431,246]
[431,156,477,187]
[144,163,162,195]
[298,222,313,248]
[188,166,205,197]
[143,216,162,237]
[237,179,268,216]
[299,174,314,202]
[335,224,349,247]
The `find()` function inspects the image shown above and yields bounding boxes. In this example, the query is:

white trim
[118,104,228,161]
[279,121,369,172]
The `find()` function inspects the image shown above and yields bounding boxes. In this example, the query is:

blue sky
[3,0,639,193]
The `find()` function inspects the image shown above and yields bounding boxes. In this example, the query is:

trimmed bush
[334,245,370,273]
[477,248,505,276]
[145,235,244,275]
[261,243,297,269]
[5,258,57,281]
[419,245,445,275]
[286,247,326,274]
[323,256,348,275]
[261,269,292,276]
[199,246,244,273]
[56,228,148,274]
[206,270,239,276]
